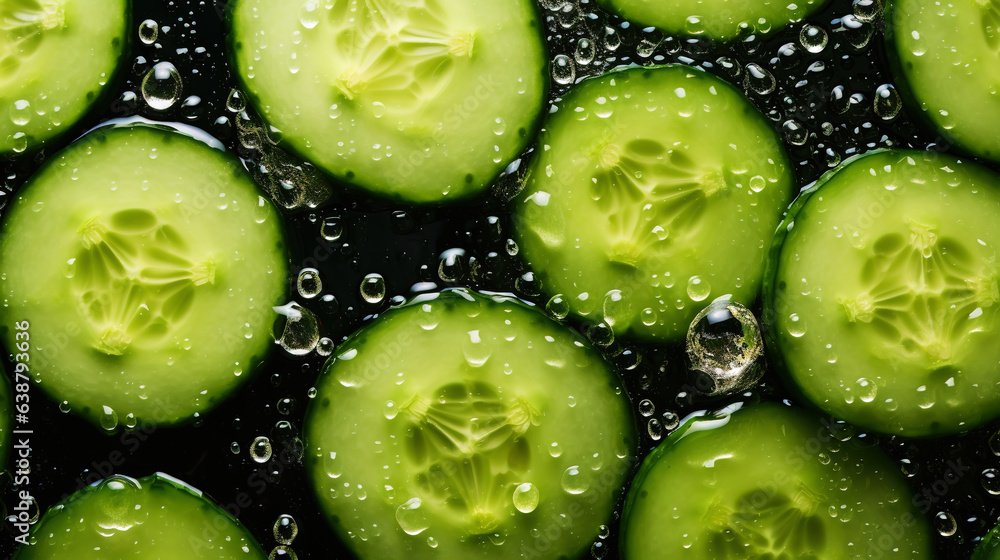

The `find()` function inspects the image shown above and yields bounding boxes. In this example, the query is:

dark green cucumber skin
[224,0,551,207]
[2,2,132,163]
[760,149,887,428]
[882,0,996,163]
[974,524,1000,560]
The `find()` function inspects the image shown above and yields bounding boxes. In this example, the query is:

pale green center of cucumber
[0,0,66,79]
[591,138,729,267]
[399,380,539,535]
[69,209,216,356]
[329,0,476,116]
[703,484,827,559]
[838,221,998,364]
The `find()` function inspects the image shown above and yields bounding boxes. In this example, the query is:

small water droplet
[575,37,595,65]
[251,436,273,463]
[141,62,183,111]
[638,399,655,417]
[873,84,901,121]
[743,63,775,95]
[274,302,320,355]
[546,294,570,320]
[782,120,809,146]
[360,273,386,305]
[686,276,711,302]
[934,511,957,537]
[230,442,241,454]
[9,99,31,126]
[317,337,335,357]
[226,89,246,113]
[269,546,297,560]
[513,483,540,513]
[856,377,877,403]
[99,405,118,432]
[983,468,1000,495]
[787,313,807,337]
[647,418,663,440]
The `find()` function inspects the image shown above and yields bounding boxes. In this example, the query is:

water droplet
[99,405,118,432]
[549,442,563,457]
[743,63,775,95]
[320,216,343,241]
[141,62,182,111]
[853,0,881,21]
[230,442,241,454]
[782,120,809,146]
[647,418,663,440]
[546,294,570,320]
[462,329,492,367]
[298,0,320,28]
[513,483,540,513]
[662,411,680,431]
[575,37,595,65]
[226,89,246,113]
[395,498,430,535]
[438,248,466,283]
[325,451,343,478]
[799,24,828,53]
[787,313,807,337]
[856,377,877,403]
[360,273,386,305]
[638,399,655,417]
[561,466,590,494]
[684,15,705,34]
[296,268,322,299]
[552,54,575,85]
[687,300,764,396]
[427,536,438,548]
[138,19,158,45]
[873,84,901,120]
[686,276,711,302]
[990,430,1000,456]
[251,436,273,463]
[9,99,31,126]
[602,290,629,327]
[749,175,766,193]
[317,337,335,357]
[934,511,957,537]
[983,468,1000,495]
[269,546,297,560]
[274,302,320,355]
[585,322,614,347]
[277,397,296,415]
[273,514,299,545]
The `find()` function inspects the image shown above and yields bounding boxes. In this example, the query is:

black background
[2,0,1000,558]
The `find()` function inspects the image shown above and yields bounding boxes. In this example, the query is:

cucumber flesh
[1,0,129,155]
[888,0,1000,163]
[621,402,934,559]
[765,149,1000,437]
[0,121,288,430]
[595,0,830,41]
[304,289,636,560]
[512,64,794,342]
[228,0,548,203]
[13,473,267,559]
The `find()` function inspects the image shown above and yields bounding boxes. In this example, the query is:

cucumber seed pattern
[328,0,475,117]
[839,221,999,363]
[69,209,215,355]
[591,138,729,266]
[400,380,539,535]
[703,485,827,559]
[0,0,65,81]
[981,0,1000,52]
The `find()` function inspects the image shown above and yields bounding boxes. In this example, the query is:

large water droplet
[274,302,320,355]
[138,19,158,45]
[686,299,764,396]
[141,62,182,111]
[799,24,828,53]
[513,482,540,513]
[395,498,430,535]
[360,273,386,304]
[273,514,299,545]
[251,436,273,463]
[743,63,775,95]
[296,268,322,299]
[561,466,590,494]
[873,84,901,121]
[686,276,711,302]
[298,0,320,28]
[552,54,575,85]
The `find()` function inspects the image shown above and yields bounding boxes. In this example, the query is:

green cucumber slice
[304,289,636,560]
[887,0,1000,163]
[595,0,830,41]
[1,0,129,156]
[974,521,1000,560]
[0,121,288,430]
[511,64,794,342]
[764,149,1000,437]
[13,473,267,558]
[228,0,548,204]
[620,402,934,559]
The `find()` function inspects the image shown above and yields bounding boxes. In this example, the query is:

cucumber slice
[595,0,830,41]
[974,521,1000,560]
[1,0,129,156]
[0,121,288,430]
[620,402,934,559]
[511,64,794,342]
[228,0,548,204]
[13,473,267,558]
[887,0,1000,163]
[304,289,636,560]
[764,149,1000,437]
